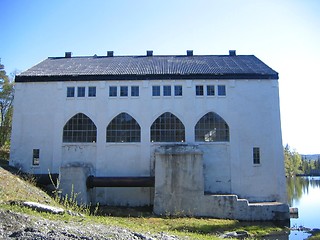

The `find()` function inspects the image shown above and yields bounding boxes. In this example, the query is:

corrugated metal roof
[16,54,278,82]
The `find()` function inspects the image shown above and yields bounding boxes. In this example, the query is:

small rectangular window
[253,147,260,164]
[88,86,96,97]
[120,86,128,97]
[77,87,85,97]
[33,149,40,166]
[152,86,160,96]
[207,85,215,96]
[174,85,183,96]
[196,85,204,96]
[109,86,117,97]
[131,86,139,97]
[163,85,171,96]
[67,87,75,97]
[218,85,226,96]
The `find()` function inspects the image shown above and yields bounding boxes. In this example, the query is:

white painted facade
[10,77,287,205]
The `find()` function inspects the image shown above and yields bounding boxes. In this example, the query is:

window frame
[106,113,141,143]
[88,86,96,97]
[152,85,161,97]
[131,86,139,97]
[63,113,97,143]
[163,85,172,96]
[253,147,260,164]
[150,112,185,142]
[206,85,215,96]
[77,86,86,97]
[174,85,183,96]
[32,149,40,166]
[196,85,204,96]
[120,86,128,97]
[218,85,226,96]
[195,112,230,142]
[109,86,117,97]
[67,87,75,98]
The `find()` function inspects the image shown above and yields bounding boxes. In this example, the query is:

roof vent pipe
[147,50,153,56]
[187,50,193,56]
[229,50,236,56]
[65,52,72,58]
[107,51,114,57]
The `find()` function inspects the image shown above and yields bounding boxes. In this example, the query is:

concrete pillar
[153,145,203,216]
[59,163,92,205]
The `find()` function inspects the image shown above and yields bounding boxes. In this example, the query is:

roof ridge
[48,54,255,59]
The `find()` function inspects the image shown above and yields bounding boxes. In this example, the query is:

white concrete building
[10,50,288,219]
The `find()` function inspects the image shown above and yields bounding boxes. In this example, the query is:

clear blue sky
[1,0,319,154]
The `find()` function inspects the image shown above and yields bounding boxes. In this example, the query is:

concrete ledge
[154,144,203,155]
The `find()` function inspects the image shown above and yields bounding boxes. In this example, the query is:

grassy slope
[0,167,56,205]
[0,162,287,239]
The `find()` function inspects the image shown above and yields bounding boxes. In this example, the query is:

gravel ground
[0,209,184,240]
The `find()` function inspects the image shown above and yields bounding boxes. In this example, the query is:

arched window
[195,112,229,142]
[63,113,97,143]
[150,112,185,142]
[106,113,141,142]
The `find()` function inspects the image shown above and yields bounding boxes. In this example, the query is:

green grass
[309,231,320,240]
[1,202,285,239]
[0,167,56,205]
[0,164,288,239]
[94,215,285,239]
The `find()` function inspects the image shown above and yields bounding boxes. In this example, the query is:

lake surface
[287,176,320,239]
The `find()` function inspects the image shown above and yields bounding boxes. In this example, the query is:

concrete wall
[199,143,231,194]
[153,145,289,221]
[153,145,204,215]
[59,163,92,205]
[10,78,287,205]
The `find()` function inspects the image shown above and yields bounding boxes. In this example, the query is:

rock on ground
[22,202,65,214]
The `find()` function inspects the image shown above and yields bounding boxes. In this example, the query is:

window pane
[163,85,171,96]
[207,85,215,96]
[152,86,160,96]
[195,112,229,142]
[67,87,75,97]
[196,85,204,96]
[63,113,97,143]
[131,86,139,97]
[88,86,96,97]
[150,112,185,142]
[77,87,85,97]
[253,147,260,164]
[109,86,117,97]
[218,85,226,96]
[120,86,128,97]
[32,149,40,165]
[106,113,141,142]
[174,85,182,96]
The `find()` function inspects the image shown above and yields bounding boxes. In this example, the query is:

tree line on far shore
[284,144,320,177]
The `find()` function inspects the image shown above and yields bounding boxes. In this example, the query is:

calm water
[287,176,320,239]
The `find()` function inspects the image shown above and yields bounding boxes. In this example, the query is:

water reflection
[286,176,320,240]
[287,176,320,206]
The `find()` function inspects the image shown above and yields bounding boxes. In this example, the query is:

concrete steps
[202,194,290,221]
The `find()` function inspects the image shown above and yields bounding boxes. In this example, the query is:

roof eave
[15,73,278,83]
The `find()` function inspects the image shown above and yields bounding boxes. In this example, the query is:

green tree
[291,150,302,174]
[284,145,303,176]
[284,145,294,176]
[0,62,14,159]
[315,157,320,170]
